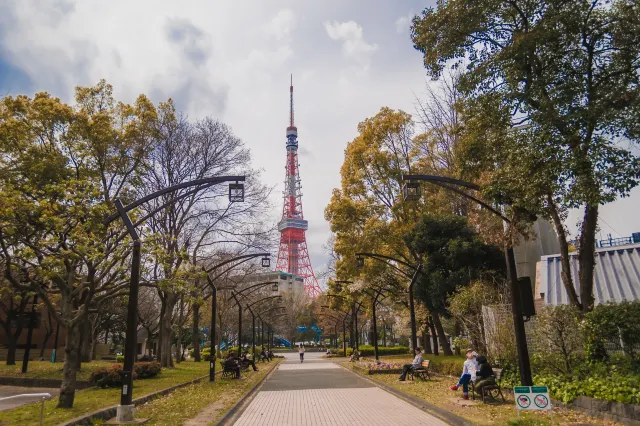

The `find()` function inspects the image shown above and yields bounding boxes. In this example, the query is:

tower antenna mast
[276,75,321,297]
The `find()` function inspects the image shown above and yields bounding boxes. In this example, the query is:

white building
[230,271,305,295]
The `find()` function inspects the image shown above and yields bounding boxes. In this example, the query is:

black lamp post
[104,176,246,422]
[325,289,364,352]
[354,253,423,352]
[321,306,351,357]
[243,296,282,359]
[203,253,270,382]
[401,173,534,386]
[229,282,280,357]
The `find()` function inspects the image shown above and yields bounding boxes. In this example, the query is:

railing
[597,236,634,248]
[0,393,51,425]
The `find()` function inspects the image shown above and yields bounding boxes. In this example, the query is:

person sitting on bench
[259,347,269,362]
[240,349,258,371]
[224,353,241,379]
[267,350,274,360]
[349,348,360,362]
[473,355,495,394]
[398,347,423,381]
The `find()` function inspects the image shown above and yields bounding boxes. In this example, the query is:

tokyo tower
[275,76,321,297]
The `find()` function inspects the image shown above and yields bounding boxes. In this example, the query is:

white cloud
[395,11,414,34]
[324,20,378,69]
[263,8,296,41]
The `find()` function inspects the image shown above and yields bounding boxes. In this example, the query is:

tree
[412,0,640,312]
[404,214,506,355]
[140,105,270,367]
[0,81,157,407]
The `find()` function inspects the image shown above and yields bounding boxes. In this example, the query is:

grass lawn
[0,361,209,426]
[343,362,617,426]
[130,358,282,426]
[0,360,117,381]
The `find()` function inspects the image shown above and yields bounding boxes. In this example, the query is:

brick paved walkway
[231,352,450,425]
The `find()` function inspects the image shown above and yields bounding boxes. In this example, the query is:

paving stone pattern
[232,352,450,426]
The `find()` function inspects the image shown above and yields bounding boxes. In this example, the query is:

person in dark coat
[474,355,495,394]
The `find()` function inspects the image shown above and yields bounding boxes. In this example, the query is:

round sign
[517,395,531,409]
[534,395,549,409]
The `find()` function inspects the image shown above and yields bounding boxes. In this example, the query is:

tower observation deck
[275,76,321,297]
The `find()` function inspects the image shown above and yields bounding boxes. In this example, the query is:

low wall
[353,365,403,375]
[569,396,640,425]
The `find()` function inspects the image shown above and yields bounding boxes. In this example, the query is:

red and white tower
[275,76,321,297]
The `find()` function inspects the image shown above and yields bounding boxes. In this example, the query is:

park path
[230,351,450,426]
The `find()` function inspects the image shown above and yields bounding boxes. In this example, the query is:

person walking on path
[298,344,305,362]
[450,349,478,399]
[398,347,423,381]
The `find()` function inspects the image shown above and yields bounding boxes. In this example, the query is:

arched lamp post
[229,282,279,356]
[104,176,245,422]
[401,173,534,386]
[203,253,270,382]
[354,253,423,352]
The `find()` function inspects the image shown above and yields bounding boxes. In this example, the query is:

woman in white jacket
[298,344,305,362]
[450,349,478,399]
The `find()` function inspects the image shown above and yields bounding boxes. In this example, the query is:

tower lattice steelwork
[275,76,321,297]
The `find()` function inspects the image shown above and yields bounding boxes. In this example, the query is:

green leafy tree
[404,214,505,355]
[0,81,157,408]
[412,0,640,312]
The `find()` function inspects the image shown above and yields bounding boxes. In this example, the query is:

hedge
[89,362,162,388]
[347,345,409,357]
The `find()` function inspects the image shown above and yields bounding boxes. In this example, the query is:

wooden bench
[219,360,240,379]
[472,368,505,403]
[408,360,431,381]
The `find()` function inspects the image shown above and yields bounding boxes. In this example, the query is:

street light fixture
[228,182,245,202]
[104,175,245,423]
[402,181,421,201]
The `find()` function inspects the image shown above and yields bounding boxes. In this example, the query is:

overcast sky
[1,0,639,283]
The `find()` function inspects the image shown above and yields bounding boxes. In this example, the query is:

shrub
[531,305,583,374]
[89,362,161,388]
[535,370,640,404]
[90,364,135,388]
[428,357,464,376]
[583,301,640,363]
[135,362,161,379]
[116,355,124,363]
[346,345,409,357]
[187,347,214,361]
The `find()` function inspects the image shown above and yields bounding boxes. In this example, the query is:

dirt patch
[183,400,228,426]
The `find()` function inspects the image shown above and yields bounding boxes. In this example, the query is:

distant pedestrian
[299,344,305,362]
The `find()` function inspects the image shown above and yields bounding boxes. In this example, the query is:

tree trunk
[176,298,184,364]
[453,321,461,356]
[58,322,80,408]
[160,294,177,368]
[422,328,432,354]
[157,296,166,364]
[39,329,53,360]
[432,313,452,356]
[428,316,439,356]
[548,194,581,309]
[5,327,20,365]
[192,303,200,362]
[578,203,598,312]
